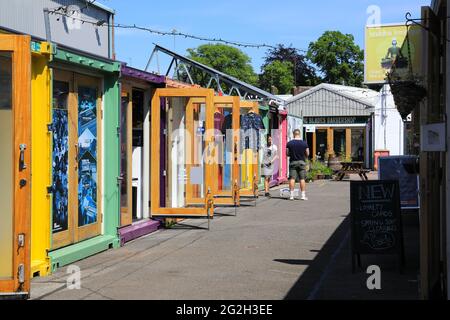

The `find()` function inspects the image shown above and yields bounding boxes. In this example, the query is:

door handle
[75,143,79,170]
[19,144,27,171]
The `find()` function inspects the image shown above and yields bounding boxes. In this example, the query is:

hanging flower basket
[388,76,427,120]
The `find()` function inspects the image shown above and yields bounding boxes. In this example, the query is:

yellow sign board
[365,24,410,84]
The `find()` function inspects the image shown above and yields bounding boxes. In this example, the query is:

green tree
[259,60,295,94]
[307,31,364,87]
[262,44,319,86]
[186,43,258,88]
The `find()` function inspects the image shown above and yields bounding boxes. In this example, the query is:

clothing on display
[240,112,265,151]
[222,113,233,135]
[214,112,225,133]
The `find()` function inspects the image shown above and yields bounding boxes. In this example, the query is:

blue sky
[99,0,430,74]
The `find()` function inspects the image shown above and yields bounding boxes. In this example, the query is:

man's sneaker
[289,196,295,201]
[265,192,271,198]
[301,195,308,201]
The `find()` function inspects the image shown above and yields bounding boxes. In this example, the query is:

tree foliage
[262,44,319,87]
[186,43,258,88]
[259,60,295,94]
[307,31,364,87]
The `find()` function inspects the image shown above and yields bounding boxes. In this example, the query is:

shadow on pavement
[274,259,312,266]
[282,213,420,300]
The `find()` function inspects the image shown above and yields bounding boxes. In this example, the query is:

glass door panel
[333,129,346,159]
[120,91,132,227]
[316,129,328,161]
[0,52,13,279]
[210,96,240,205]
[351,129,365,162]
[51,70,75,250]
[51,78,72,248]
[75,75,102,242]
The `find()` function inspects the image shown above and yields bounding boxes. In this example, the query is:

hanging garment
[222,113,233,135]
[240,113,265,152]
[214,112,225,133]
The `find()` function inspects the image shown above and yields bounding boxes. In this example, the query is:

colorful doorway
[0,35,31,298]
[51,70,102,250]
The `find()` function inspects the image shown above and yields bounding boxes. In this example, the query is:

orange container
[374,150,390,171]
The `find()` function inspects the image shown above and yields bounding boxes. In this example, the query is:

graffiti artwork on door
[77,86,98,227]
[52,81,70,233]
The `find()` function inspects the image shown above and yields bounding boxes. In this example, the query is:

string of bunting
[45,6,308,52]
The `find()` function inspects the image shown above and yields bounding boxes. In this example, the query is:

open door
[183,96,241,207]
[211,96,240,206]
[0,35,31,298]
[239,101,261,198]
[151,88,215,218]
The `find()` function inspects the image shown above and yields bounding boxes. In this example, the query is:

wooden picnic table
[335,161,369,181]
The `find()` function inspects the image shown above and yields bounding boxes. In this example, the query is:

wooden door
[119,89,133,227]
[184,96,240,206]
[51,70,74,249]
[74,74,102,242]
[51,71,102,249]
[0,35,31,297]
[212,96,240,205]
[151,88,215,218]
[239,101,260,197]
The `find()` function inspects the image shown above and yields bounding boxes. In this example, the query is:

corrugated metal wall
[0,0,111,58]
[287,88,373,118]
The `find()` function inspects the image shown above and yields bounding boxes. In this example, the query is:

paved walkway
[31,177,419,300]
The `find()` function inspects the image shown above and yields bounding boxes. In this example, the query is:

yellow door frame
[31,41,52,277]
[150,88,215,218]
[239,101,260,198]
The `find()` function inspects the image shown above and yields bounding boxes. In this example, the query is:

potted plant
[323,166,334,180]
[310,160,327,180]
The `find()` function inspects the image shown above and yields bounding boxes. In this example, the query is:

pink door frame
[278,111,288,184]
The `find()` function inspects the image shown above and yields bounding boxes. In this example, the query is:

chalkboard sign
[350,180,405,272]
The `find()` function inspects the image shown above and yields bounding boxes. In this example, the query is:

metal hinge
[163,170,167,177]
[47,185,54,194]
[117,126,121,136]
[47,123,54,132]
[163,129,167,135]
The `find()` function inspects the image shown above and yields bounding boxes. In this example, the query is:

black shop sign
[304,116,368,125]
[350,180,405,273]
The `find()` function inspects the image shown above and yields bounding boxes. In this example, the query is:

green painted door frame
[48,47,121,272]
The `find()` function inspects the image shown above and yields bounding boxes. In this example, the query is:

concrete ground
[30,176,419,300]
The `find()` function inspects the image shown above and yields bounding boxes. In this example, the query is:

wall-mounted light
[96,20,106,27]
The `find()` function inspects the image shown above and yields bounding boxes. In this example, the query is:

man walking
[286,129,310,201]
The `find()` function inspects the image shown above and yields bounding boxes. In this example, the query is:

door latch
[19,144,27,171]
[18,264,25,284]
